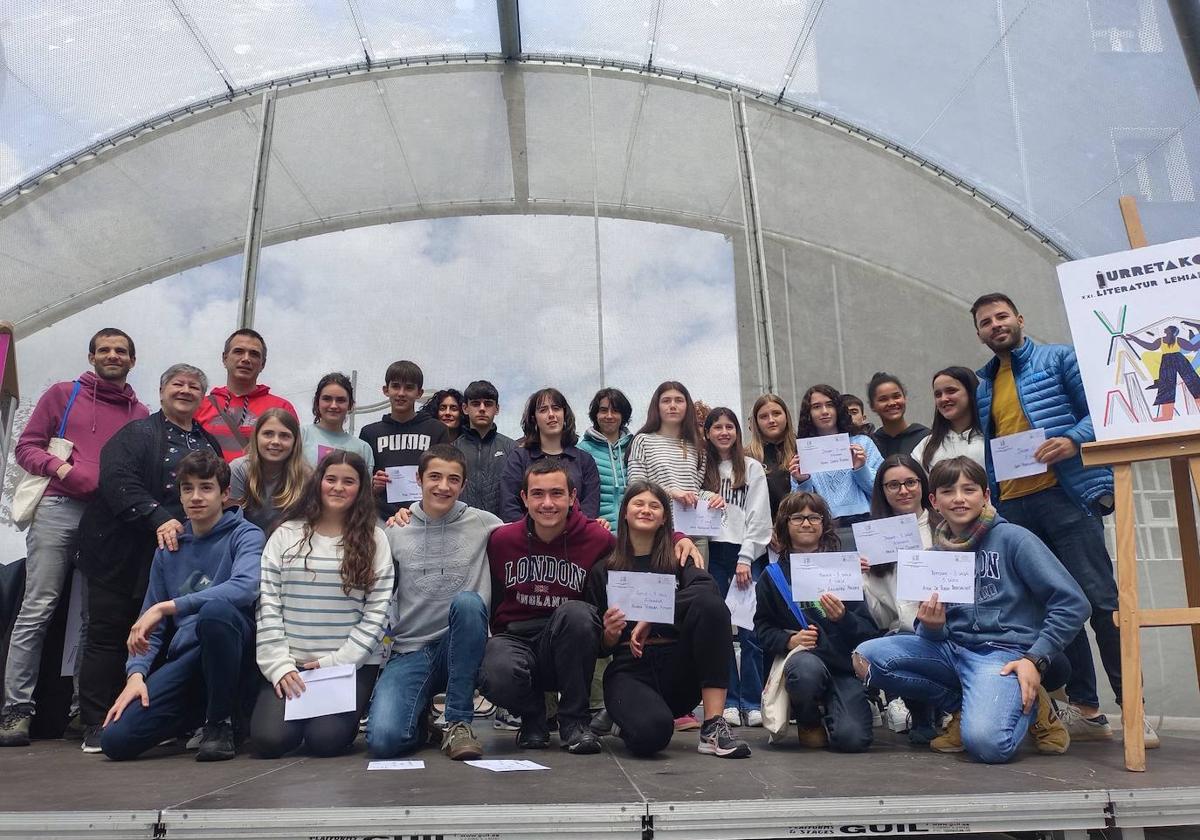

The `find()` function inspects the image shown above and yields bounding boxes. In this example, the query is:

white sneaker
[744,709,763,728]
[1142,716,1161,750]
[493,706,522,731]
[185,728,204,750]
[885,698,911,733]
[1056,703,1114,741]
[722,707,743,727]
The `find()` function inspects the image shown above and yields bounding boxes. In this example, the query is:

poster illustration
[1056,235,1200,442]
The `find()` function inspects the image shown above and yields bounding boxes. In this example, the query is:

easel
[1078,196,1200,771]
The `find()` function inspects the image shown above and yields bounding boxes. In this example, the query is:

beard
[984,326,1023,353]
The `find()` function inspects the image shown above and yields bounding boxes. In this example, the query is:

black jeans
[784,651,873,753]
[249,665,378,758]
[78,578,144,727]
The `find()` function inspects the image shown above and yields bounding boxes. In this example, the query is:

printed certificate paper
[852,514,923,567]
[788,553,863,601]
[989,428,1047,482]
[385,465,421,503]
[896,550,975,605]
[671,501,723,537]
[606,571,676,624]
[724,582,757,631]
[796,434,852,475]
[284,664,357,721]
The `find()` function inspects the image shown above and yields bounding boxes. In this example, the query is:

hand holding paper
[284,663,357,721]
[672,501,723,537]
[990,429,1047,482]
[789,552,863,602]
[606,571,676,624]
[897,550,974,605]
[385,466,421,504]
[795,434,853,475]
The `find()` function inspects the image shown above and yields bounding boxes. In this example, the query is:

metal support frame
[238,87,278,330]
[1168,0,1200,100]
[497,0,521,60]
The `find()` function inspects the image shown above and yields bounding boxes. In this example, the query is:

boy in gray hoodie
[367,445,502,761]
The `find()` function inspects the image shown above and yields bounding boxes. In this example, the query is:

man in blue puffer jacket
[972,292,1156,749]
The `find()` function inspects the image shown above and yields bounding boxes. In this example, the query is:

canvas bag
[760,561,813,743]
[11,381,82,528]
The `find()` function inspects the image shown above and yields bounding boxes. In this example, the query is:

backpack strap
[766,560,810,628]
[208,394,250,450]
[56,380,83,438]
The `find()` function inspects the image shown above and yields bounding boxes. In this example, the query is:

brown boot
[796,724,829,749]
[930,712,964,753]
[1030,686,1069,755]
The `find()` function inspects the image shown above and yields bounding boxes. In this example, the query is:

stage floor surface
[2,725,1199,839]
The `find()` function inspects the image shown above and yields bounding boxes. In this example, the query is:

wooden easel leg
[1113,463,1145,771]
[1181,456,1200,692]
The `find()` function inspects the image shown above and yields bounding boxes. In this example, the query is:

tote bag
[11,382,81,528]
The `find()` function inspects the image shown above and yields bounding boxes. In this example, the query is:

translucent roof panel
[519,0,652,63]
[355,0,502,60]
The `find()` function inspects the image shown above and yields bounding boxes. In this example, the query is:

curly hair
[796,384,863,439]
[772,491,841,554]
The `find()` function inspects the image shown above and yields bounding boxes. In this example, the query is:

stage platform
[1,726,1198,840]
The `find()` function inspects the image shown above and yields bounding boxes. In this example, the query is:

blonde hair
[244,408,309,526]
[745,394,796,470]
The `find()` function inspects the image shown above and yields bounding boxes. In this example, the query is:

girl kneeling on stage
[584,481,751,759]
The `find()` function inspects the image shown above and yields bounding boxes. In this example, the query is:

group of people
[0,290,1151,768]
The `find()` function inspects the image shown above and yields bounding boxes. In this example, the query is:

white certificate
[385,465,421,503]
[724,581,757,631]
[989,428,1047,482]
[606,570,676,624]
[796,434,853,474]
[671,501,723,537]
[368,760,425,770]
[852,514,924,567]
[896,550,975,605]
[789,552,864,601]
[283,664,357,721]
[465,759,550,772]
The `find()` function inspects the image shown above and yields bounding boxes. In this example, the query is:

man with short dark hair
[0,329,148,747]
[453,380,515,517]
[971,293,1153,747]
[99,450,263,762]
[194,328,298,462]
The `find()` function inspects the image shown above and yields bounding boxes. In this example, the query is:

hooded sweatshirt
[15,371,148,501]
[194,383,298,463]
[126,508,265,677]
[487,507,616,634]
[387,500,503,653]
[358,412,449,518]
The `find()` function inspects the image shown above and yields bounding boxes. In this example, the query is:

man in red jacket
[0,328,149,747]
[193,329,297,462]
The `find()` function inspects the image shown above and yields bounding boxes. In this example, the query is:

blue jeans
[997,487,1120,709]
[855,634,1034,764]
[366,592,488,758]
[101,600,254,761]
[707,543,764,712]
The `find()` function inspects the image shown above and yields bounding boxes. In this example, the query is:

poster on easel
[1056,235,1200,442]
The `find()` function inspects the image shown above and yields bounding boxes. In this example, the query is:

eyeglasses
[883,478,921,492]
[787,513,824,525]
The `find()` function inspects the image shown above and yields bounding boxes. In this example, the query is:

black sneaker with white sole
[81,724,103,754]
[561,723,602,755]
[697,715,751,758]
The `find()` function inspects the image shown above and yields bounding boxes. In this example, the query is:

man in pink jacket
[0,328,149,747]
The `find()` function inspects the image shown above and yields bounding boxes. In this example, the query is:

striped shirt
[627,433,705,495]
[256,520,394,687]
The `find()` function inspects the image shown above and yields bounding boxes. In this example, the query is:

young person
[250,451,393,759]
[75,364,223,753]
[578,387,634,530]
[229,408,308,533]
[701,408,770,728]
[0,329,148,747]
[359,360,448,520]
[853,457,1086,763]
[194,328,297,463]
[99,450,264,761]
[453,379,515,518]
[755,492,878,752]
[367,445,501,761]
[745,394,796,520]
[583,482,751,759]
[841,394,874,436]
[868,373,929,459]
[300,372,375,471]
[910,367,984,472]
[423,388,465,443]
[789,384,882,550]
[971,293,1147,745]
[498,388,600,523]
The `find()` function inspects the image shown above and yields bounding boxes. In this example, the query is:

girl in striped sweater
[250,450,394,758]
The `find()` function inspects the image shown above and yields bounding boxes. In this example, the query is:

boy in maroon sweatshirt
[0,329,148,746]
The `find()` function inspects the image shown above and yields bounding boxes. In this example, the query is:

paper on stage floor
[368,760,425,770]
[896,550,975,605]
[284,663,357,721]
[465,759,550,772]
[796,433,852,475]
[852,514,923,567]
[671,501,723,537]
[385,465,421,504]
[724,581,756,631]
[606,570,676,624]
[789,552,863,601]
[989,428,1047,482]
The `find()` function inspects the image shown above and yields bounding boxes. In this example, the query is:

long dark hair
[520,387,579,449]
[422,388,465,426]
[920,366,982,472]
[636,380,702,467]
[702,407,747,493]
[277,450,379,596]
[606,481,678,575]
[773,491,841,553]
[870,454,933,519]
[796,384,861,439]
[311,372,355,425]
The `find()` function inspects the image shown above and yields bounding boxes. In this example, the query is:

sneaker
[196,719,236,762]
[1030,686,1069,755]
[493,706,522,731]
[697,715,751,758]
[515,715,550,750]
[1143,716,1161,750]
[184,728,204,750]
[930,711,964,753]
[81,724,103,754]
[473,693,495,719]
[63,712,86,741]
[744,709,763,728]
[674,713,701,732]
[0,708,32,747]
[589,708,613,736]
[796,724,829,749]
[431,693,447,717]
[721,707,743,727]
[441,721,484,761]
[1056,703,1114,741]
[885,698,911,733]
[561,723,602,755]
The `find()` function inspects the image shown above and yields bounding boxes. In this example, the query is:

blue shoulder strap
[766,561,810,628]
[57,380,82,438]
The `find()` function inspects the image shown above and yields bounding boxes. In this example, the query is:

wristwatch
[1022,653,1049,676]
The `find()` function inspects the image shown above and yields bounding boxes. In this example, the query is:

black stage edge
[1,727,1198,839]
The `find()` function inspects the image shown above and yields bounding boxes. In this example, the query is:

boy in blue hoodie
[100,450,264,761]
[852,456,1089,764]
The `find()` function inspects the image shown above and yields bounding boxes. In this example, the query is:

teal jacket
[578,427,632,528]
